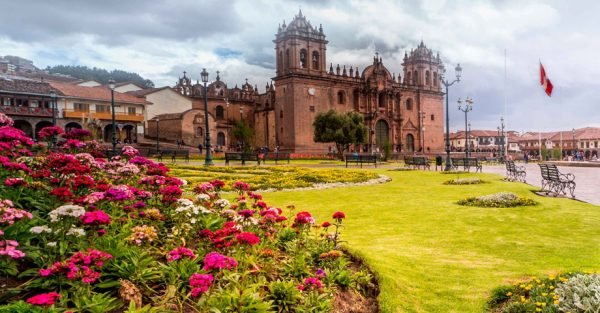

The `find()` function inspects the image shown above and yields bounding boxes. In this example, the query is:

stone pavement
[482,163,600,206]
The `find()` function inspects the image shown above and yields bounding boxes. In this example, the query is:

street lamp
[49,90,57,148]
[441,63,462,170]
[499,117,505,161]
[201,68,213,165]
[240,106,244,120]
[457,97,473,157]
[155,119,160,151]
[468,123,471,154]
[572,128,576,157]
[108,79,116,155]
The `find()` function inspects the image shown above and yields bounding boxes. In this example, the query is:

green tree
[45,65,154,88]
[232,120,254,153]
[313,110,368,159]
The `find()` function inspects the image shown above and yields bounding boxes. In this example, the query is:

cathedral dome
[361,55,392,81]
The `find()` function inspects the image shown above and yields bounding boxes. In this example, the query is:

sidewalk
[483,163,600,206]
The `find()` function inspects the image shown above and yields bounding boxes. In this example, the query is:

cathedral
[170,10,446,154]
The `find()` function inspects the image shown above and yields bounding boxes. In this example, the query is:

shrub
[556,274,600,312]
[444,177,485,185]
[458,192,537,207]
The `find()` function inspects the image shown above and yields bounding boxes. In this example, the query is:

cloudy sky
[2,0,599,132]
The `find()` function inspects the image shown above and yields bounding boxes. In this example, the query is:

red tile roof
[49,81,150,105]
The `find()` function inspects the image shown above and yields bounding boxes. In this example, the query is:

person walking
[198,143,203,154]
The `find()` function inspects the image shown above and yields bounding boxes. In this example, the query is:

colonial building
[167,11,446,153]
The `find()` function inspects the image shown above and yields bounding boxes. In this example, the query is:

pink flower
[4,177,27,187]
[0,240,26,259]
[38,126,65,140]
[299,277,323,292]
[167,247,196,262]
[236,232,261,246]
[237,209,254,218]
[27,292,61,306]
[293,211,315,227]
[189,273,214,297]
[203,252,237,271]
[80,210,111,225]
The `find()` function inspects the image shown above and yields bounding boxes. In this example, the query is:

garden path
[483,163,600,205]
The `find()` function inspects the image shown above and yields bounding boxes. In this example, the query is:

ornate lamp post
[201,68,213,165]
[155,118,160,151]
[108,79,116,155]
[468,122,471,154]
[572,128,576,157]
[440,64,462,170]
[457,97,473,157]
[49,89,57,148]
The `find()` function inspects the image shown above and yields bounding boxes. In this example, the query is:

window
[197,127,203,137]
[128,107,136,115]
[413,70,418,85]
[406,72,412,85]
[300,49,307,68]
[378,93,385,108]
[425,71,431,85]
[280,110,283,118]
[430,114,434,121]
[285,49,290,69]
[30,100,39,108]
[309,106,315,112]
[73,103,90,112]
[312,51,319,70]
[406,99,413,110]
[433,72,438,86]
[216,105,224,119]
[2,97,12,106]
[278,51,283,72]
[337,91,345,104]
[96,105,110,112]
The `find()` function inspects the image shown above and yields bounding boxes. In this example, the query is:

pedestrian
[198,143,203,154]
[176,139,181,149]
[524,153,528,164]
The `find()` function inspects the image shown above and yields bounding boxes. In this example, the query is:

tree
[232,120,254,153]
[313,110,367,159]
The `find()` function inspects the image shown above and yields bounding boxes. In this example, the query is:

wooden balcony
[63,109,144,122]
[0,106,53,117]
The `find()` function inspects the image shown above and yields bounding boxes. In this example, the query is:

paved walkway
[483,163,600,206]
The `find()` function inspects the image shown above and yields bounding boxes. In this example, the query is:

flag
[540,63,553,97]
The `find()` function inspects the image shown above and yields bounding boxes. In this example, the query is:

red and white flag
[540,62,553,97]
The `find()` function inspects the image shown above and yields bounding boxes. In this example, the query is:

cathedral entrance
[406,134,415,152]
[375,120,389,148]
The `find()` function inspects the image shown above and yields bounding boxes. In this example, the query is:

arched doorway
[375,120,389,148]
[65,122,82,133]
[217,132,225,147]
[406,134,415,152]
[35,121,53,140]
[104,124,116,143]
[14,120,33,139]
[123,125,135,143]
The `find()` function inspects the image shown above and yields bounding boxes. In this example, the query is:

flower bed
[487,272,599,312]
[443,177,485,185]
[0,114,377,312]
[170,165,379,191]
[457,192,537,207]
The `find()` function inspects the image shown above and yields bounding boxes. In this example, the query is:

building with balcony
[0,75,58,140]
[49,81,150,143]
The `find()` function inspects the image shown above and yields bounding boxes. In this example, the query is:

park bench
[262,152,291,164]
[451,157,482,172]
[404,156,416,168]
[156,149,173,162]
[168,149,190,163]
[345,154,378,168]
[225,152,260,166]
[505,160,526,182]
[538,163,576,198]
[404,156,430,170]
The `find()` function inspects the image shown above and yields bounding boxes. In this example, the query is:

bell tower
[274,10,328,77]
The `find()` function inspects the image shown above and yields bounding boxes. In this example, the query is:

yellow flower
[506,292,513,296]
[536,309,541,312]
[554,300,559,305]
[542,292,548,296]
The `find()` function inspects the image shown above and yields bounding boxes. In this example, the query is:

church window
[406,99,413,110]
[413,70,418,85]
[433,72,438,86]
[378,93,386,108]
[312,51,319,70]
[337,91,346,104]
[430,114,435,121]
[425,71,431,85]
[285,49,290,69]
[197,127,203,137]
[300,49,307,68]
[217,132,225,146]
[278,51,283,73]
[280,110,283,118]
[216,105,224,119]
[309,106,315,112]
[406,72,411,85]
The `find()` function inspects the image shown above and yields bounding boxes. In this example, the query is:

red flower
[50,187,74,201]
[26,292,61,306]
[236,232,261,246]
[332,211,346,220]
[321,221,331,228]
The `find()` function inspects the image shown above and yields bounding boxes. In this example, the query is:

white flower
[177,198,194,207]
[30,226,52,234]
[196,194,210,201]
[47,242,57,247]
[215,199,230,209]
[66,226,86,237]
[49,205,86,222]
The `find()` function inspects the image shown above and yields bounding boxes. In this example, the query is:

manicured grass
[261,169,600,312]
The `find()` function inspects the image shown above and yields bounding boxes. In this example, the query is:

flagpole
[504,49,508,158]
[539,132,542,161]
[560,131,563,160]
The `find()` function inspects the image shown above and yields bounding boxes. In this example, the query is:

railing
[0,106,53,117]
[63,109,144,122]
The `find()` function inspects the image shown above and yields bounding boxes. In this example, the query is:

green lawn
[260,169,600,312]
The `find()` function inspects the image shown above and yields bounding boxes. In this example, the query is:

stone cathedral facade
[170,11,446,154]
